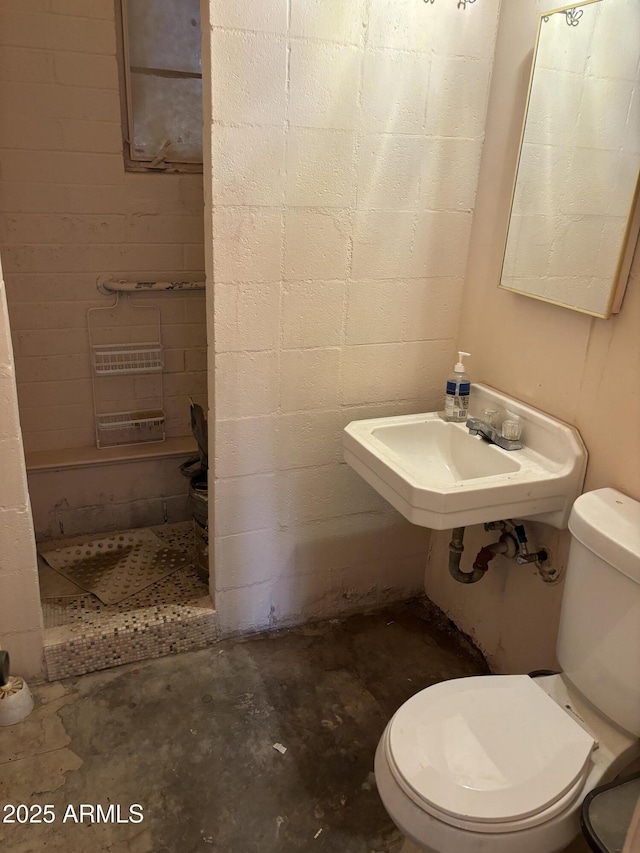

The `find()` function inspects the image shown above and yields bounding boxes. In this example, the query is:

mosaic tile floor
[40,522,217,681]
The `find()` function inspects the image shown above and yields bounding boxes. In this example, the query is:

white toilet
[375,488,640,853]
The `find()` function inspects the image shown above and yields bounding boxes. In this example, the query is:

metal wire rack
[92,343,164,376]
[88,294,166,449]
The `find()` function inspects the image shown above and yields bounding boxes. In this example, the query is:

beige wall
[0,258,44,680]
[203,0,501,633]
[425,0,640,674]
[0,0,206,455]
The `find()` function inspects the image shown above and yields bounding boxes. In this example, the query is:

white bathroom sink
[343,384,587,530]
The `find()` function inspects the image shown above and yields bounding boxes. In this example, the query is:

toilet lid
[388,675,595,825]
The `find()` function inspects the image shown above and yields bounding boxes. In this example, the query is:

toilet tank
[557,488,640,737]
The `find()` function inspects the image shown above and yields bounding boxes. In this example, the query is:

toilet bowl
[375,488,640,853]
[375,672,639,853]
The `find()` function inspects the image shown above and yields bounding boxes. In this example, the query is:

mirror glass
[500,0,640,318]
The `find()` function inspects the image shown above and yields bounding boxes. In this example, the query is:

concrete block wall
[203,0,501,633]
[0,258,44,680]
[0,0,206,455]
[29,453,197,541]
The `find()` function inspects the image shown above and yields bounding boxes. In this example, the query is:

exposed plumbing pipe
[472,532,518,574]
[449,527,519,584]
[448,527,487,584]
[448,520,551,585]
[97,275,205,295]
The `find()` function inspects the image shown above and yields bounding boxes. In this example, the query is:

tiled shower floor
[39,522,217,680]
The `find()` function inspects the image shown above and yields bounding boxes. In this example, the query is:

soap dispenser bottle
[444,352,471,422]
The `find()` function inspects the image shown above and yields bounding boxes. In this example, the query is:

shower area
[0,0,214,679]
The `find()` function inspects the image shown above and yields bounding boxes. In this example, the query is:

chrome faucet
[466,417,523,451]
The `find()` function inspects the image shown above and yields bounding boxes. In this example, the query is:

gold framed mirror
[500,0,640,318]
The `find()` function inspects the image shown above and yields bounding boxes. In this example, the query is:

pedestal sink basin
[343,384,587,530]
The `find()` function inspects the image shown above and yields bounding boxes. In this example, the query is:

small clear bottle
[444,351,471,422]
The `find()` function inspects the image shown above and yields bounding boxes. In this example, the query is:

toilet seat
[386,675,596,833]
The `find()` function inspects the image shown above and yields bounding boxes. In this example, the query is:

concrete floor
[0,598,591,853]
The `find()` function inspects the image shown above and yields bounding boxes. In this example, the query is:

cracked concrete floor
[0,599,591,853]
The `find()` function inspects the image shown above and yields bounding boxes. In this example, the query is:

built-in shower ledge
[25,436,198,473]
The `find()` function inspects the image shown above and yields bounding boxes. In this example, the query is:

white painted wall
[0,256,44,680]
[425,0,640,675]
[203,0,502,633]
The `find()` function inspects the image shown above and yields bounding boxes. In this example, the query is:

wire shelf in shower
[88,292,166,449]
[92,342,164,376]
[95,409,166,448]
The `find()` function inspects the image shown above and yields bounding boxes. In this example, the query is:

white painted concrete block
[281,279,345,348]
[361,49,430,135]
[346,280,406,345]
[342,339,451,407]
[285,128,356,208]
[210,29,287,126]
[215,582,273,635]
[215,282,280,352]
[213,207,283,284]
[290,0,367,46]
[393,339,452,404]
[0,628,44,682]
[289,39,362,130]
[279,347,341,412]
[351,210,415,280]
[0,507,38,578]
[215,473,279,537]
[211,125,286,207]
[215,351,279,419]
[402,278,464,342]
[367,0,425,52]
[426,55,491,139]
[357,135,425,211]
[284,208,350,280]
[279,511,429,578]
[276,409,344,470]
[208,0,288,34]
[215,528,283,590]
[420,137,482,212]
[342,342,406,404]
[0,382,23,452]
[278,463,389,527]
[410,211,473,278]
[0,571,42,633]
[425,0,501,61]
[215,416,278,478]
[269,571,338,623]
